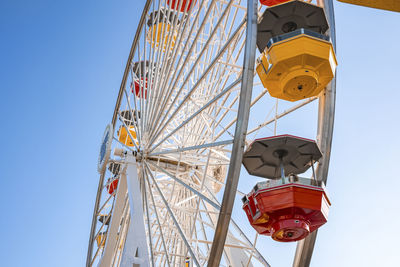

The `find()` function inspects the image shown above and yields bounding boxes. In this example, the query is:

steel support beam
[293,0,336,266]
[207,0,258,265]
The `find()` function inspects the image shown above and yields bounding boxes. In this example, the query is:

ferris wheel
[86,0,337,266]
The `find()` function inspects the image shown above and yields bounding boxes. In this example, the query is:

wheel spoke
[149,76,241,152]
[149,139,233,156]
[247,97,317,136]
[145,163,201,266]
[146,160,220,210]
[148,19,245,146]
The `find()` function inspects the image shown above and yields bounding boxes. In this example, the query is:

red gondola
[242,179,330,242]
[259,0,290,7]
[168,0,196,12]
[132,61,156,99]
[132,79,147,99]
[241,135,331,242]
[106,177,119,195]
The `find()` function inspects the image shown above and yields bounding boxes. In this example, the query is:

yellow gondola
[118,126,138,147]
[338,0,400,12]
[96,232,106,247]
[147,9,180,50]
[118,110,139,147]
[256,29,337,102]
[95,232,122,248]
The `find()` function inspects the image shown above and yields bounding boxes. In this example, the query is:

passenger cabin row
[241,0,336,242]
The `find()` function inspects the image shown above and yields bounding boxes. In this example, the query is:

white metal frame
[87,0,336,266]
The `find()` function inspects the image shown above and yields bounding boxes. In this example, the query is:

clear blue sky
[0,1,399,266]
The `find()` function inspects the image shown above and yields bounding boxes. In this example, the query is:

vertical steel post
[207,0,258,265]
[293,0,336,266]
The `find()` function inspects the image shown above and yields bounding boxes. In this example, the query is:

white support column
[120,155,150,267]
[98,168,128,267]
